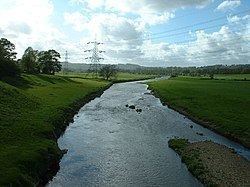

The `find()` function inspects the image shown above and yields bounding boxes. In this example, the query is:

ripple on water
[47,81,250,187]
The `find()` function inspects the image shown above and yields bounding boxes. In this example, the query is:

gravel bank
[169,139,250,186]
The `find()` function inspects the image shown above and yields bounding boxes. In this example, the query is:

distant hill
[64,63,144,72]
[63,63,250,75]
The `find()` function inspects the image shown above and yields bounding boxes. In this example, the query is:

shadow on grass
[1,74,79,89]
[1,76,32,89]
[36,74,77,84]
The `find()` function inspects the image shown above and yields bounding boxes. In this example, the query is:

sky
[0,0,250,67]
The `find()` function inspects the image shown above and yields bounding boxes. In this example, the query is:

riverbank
[169,139,250,186]
[0,74,110,186]
[147,77,250,148]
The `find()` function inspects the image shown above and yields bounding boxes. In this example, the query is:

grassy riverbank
[0,74,110,186]
[169,139,250,186]
[148,76,250,148]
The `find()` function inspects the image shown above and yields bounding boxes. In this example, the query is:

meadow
[0,74,109,186]
[57,72,156,82]
[214,73,250,80]
[148,76,250,148]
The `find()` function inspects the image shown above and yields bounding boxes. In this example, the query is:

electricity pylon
[62,50,69,74]
[84,40,105,77]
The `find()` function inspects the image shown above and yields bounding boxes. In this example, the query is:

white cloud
[105,0,211,13]
[216,0,241,11]
[227,14,250,23]
[139,24,250,67]
[64,12,89,31]
[64,0,215,65]
[62,10,250,66]
[138,12,175,27]
[1,0,248,67]
[70,0,212,26]
[0,0,64,58]
[87,13,145,63]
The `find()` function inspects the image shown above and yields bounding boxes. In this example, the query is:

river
[47,80,250,187]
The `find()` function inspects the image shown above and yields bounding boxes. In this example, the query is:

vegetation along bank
[148,76,250,148]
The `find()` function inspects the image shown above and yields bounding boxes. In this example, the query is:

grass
[0,74,109,186]
[115,72,156,81]
[168,139,206,179]
[214,74,250,80]
[148,76,250,147]
[57,72,156,82]
[169,139,217,186]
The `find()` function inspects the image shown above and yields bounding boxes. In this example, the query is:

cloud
[62,9,249,66]
[70,0,212,26]
[7,22,32,35]
[1,0,248,67]
[137,12,175,27]
[139,24,250,67]
[105,0,211,13]
[63,0,214,65]
[64,12,88,31]
[87,13,145,63]
[216,0,241,12]
[227,14,250,23]
[0,0,64,58]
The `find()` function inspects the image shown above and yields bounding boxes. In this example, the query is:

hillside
[0,74,109,186]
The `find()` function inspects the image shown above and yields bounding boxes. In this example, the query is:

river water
[47,81,250,187]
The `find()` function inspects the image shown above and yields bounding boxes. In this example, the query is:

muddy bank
[38,83,112,186]
[169,139,250,186]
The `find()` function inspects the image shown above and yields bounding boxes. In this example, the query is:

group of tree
[0,38,61,80]
[99,65,117,80]
[0,38,20,79]
[21,48,61,75]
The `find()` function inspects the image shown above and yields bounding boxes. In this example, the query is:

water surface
[47,81,250,187]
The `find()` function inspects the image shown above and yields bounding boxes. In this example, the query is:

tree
[0,38,20,79]
[99,65,117,80]
[21,47,39,73]
[38,50,61,75]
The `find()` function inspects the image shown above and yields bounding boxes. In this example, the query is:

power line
[149,9,250,36]
[102,8,250,44]
[148,22,234,40]
[148,33,250,46]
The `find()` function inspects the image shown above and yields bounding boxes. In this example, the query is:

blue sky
[0,0,249,67]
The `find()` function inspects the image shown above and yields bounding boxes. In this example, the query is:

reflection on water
[47,81,250,187]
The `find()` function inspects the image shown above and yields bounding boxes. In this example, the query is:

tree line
[0,38,61,80]
[121,64,250,77]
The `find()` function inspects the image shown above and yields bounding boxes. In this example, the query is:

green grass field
[214,74,250,80]
[148,77,250,147]
[57,72,156,81]
[180,74,250,80]
[115,72,156,81]
[0,74,109,186]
